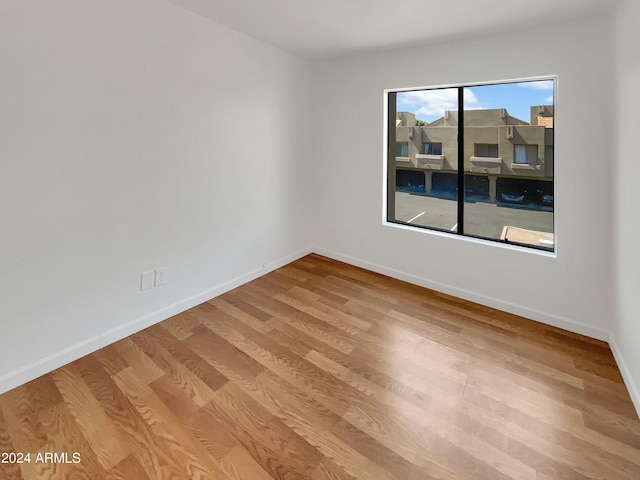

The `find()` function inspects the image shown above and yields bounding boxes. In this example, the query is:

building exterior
[395,106,554,205]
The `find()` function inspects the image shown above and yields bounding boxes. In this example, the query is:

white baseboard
[608,335,640,419]
[312,247,610,342]
[0,247,313,395]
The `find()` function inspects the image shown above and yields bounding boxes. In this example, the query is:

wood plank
[236,369,411,480]
[0,404,22,480]
[112,367,232,480]
[161,312,202,341]
[185,324,266,383]
[51,364,129,470]
[33,402,107,480]
[131,330,218,407]
[186,406,238,462]
[206,381,323,480]
[142,325,228,392]
[73,354,172,479]
[220,445,275,480]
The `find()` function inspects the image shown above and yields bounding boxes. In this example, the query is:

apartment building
[395,107,554,205]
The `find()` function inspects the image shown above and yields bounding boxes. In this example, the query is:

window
[514,145,538,164]
[423,143,443,155]
[386,78,555,251]
[396,142,409,158]
[475,144,499,158]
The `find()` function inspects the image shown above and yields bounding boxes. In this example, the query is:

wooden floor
[1,254,639,480]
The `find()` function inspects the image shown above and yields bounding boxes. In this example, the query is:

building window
[423,143,443,155]
[386,78,555,252]
[514,145,538,164]
[475,144,499,158]
[396,142,409,158]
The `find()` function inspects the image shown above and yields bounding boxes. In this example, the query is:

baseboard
[0,247,313,395]
[312,247,610,342]
[608,335,640,419]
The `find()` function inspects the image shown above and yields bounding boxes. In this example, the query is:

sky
[396,79,554,124]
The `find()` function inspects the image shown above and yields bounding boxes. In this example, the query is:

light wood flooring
[1,254,639,479]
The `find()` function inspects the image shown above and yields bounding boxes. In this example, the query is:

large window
[395,142,409,158]
[386,78,555,251]
[514,145,538,165]
[423,143,443,155]
[475,144,499,158]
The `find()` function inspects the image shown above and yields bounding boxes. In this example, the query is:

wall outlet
[140,271,154,291]
[154,267,167,287]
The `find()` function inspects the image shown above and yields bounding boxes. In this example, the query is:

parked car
[500,193,525,203]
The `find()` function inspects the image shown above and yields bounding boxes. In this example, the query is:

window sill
[383,220,556,257]
[395,156,411,163]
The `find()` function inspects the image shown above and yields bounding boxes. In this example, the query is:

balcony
[470,156,502,174]
[416,154,444,170]
[511,162,542,175]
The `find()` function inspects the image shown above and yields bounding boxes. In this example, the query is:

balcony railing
[470,156,501,174]
[416,154,444,169]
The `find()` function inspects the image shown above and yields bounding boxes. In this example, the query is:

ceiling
[165,0,618,59]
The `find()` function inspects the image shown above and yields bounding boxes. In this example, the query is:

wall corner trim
[608,334,640,420]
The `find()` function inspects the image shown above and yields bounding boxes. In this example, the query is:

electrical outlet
[154,267,167,287]
[140,271,154,291]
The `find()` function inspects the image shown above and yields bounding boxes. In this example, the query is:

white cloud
[463,89,484,110]
[518,80,554,90]
[545,95,554,103]
[397,89,482,120]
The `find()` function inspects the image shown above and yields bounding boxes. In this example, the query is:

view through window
[387,78,555,251]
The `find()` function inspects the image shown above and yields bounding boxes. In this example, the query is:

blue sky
[396,79,554,124]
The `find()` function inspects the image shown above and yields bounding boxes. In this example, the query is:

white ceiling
[165,0,618,59]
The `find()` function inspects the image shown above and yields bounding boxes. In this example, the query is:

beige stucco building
[395,106,554,204]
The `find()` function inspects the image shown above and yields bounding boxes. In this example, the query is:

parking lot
[394,192,553,241]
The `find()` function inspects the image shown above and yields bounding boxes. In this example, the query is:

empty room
[1,0,639,478]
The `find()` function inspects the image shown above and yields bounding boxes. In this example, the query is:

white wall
[612,0,640,414]
[311,14,615,340]
[0,0,313,392]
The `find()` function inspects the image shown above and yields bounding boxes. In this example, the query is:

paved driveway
[394,192,553,241]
